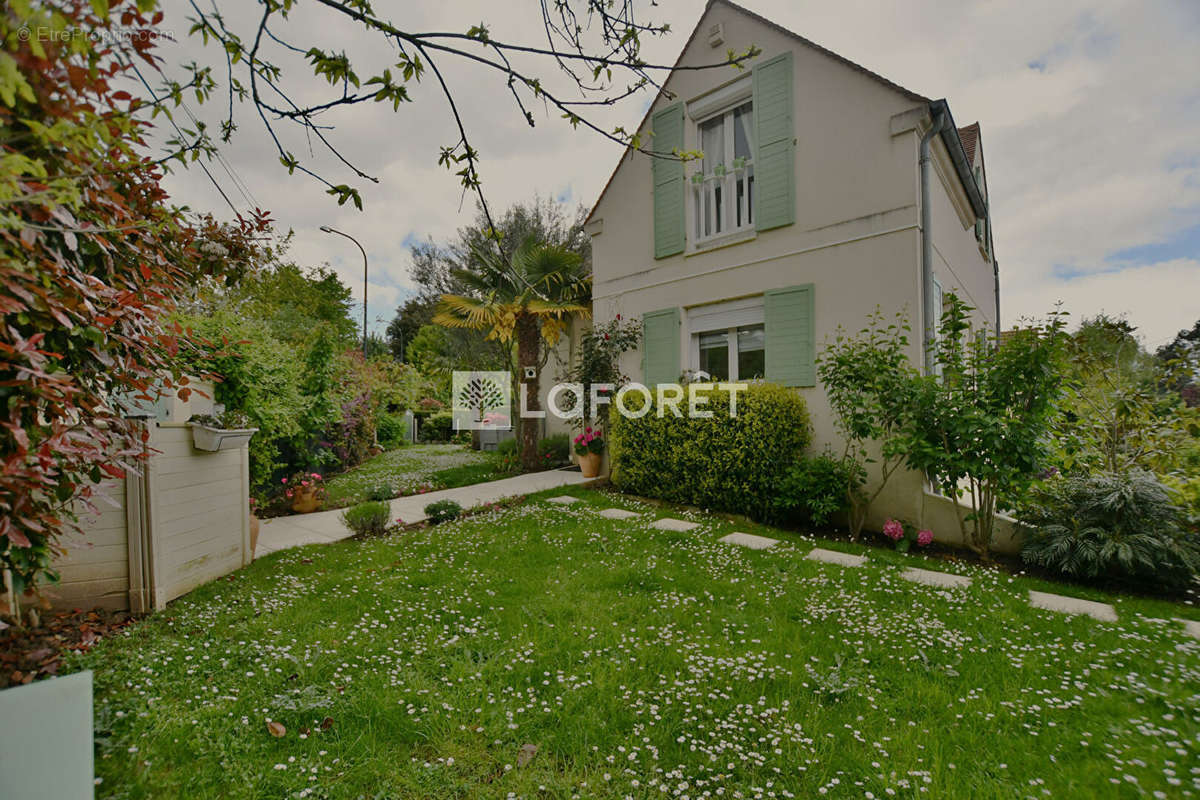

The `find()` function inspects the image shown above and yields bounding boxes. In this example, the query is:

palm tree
[434,237,591,470]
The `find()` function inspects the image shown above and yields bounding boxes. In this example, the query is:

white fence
[45,420,252,613]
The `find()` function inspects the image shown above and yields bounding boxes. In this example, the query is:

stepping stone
[1028,590,1117,622]
[1177,618,1200,640]
[598,508,639,520]
[900,567,971,589]
[719,532,778,550]
[806,547,866,568]
[545,495,581,505]
[652,517,699,532]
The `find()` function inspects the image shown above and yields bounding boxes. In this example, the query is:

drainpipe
[993,259,1001,338]
[920,108,947,374]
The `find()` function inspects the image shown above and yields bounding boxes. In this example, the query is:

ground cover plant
[320,444,504,508]
[70,489,1200,799]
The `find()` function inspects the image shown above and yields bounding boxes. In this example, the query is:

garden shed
[37,387,253,614]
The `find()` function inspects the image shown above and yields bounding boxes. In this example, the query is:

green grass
[71,488,1200,799]
[322,443,507,507]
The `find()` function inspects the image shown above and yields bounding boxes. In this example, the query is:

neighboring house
[586,0,1012,546]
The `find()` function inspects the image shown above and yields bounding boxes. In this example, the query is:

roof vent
[707,23,725,48]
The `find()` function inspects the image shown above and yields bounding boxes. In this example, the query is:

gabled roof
[585,0,986,222]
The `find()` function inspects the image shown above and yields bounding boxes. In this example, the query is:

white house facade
[585,0,1013,547]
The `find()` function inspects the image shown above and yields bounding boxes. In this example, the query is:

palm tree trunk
[516,314,542,471]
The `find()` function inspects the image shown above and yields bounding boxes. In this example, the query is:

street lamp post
[319,225,368,358]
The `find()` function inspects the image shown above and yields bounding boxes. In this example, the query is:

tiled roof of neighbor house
[959,122,980,164]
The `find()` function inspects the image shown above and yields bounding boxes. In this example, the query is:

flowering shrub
[0,1,268,596]
[574,428,605,456]
[882,518,934,553]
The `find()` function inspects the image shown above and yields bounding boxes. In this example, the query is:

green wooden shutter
[753,52,795,232]
[651,103,685,258]
[642,307,680,387]
[764,285,814,386]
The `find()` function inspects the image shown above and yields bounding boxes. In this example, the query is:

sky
[152,0,1200,348]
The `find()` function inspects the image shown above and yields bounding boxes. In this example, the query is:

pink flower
[311,473,321,480]
[917,529,933,547]
[281,477,288,484]
[882,519,904,541]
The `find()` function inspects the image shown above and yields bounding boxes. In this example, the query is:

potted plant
[188,411,258,452]
[284,471,326,514]
[574,427,605,478]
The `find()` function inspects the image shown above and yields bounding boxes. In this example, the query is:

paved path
[256,468,592,558]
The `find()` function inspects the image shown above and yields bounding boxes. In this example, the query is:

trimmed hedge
[609,383,811,516]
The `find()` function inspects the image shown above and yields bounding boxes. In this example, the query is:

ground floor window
[694,323,765,381]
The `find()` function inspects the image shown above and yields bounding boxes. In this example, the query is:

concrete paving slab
[545,495,581,505]
[598,508,639,520]
[1028,590,1118,622]
[1177,618,1200,640]
[651,517,699,532]
[719,532,779,550]
[900,567,971,589]
[805,547,867,568]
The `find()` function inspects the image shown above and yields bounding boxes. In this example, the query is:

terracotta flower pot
[249,514,260,556]
[291,486,321,514]
[578,451,602,478]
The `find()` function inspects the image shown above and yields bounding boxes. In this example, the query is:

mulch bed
[0,608,137,689]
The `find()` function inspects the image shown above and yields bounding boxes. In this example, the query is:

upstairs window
[692,101,755,243]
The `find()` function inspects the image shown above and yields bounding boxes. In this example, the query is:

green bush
[609,383,811,517]
[424,499,463,524]
[340,501,392,536]
[493,438,520,474]
[1019,470,1200,591]
[366,483,394,502]
[376,412,409,448]
[418,412,454,443]
[539,434,570,466]
[770,453,862,527]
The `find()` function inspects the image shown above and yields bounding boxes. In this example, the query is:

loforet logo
[452,371,512,431]
[453,370,750,426]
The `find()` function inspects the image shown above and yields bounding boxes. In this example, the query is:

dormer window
[692,100,755,242]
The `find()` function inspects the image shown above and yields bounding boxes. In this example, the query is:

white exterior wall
[587,2,1010,550]
[49,479,130,611]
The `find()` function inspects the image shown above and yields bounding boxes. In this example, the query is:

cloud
[152,0,1200,344]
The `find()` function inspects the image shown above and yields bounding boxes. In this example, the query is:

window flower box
[187,413,257,452]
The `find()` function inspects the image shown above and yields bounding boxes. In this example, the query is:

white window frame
[687,78,755,248]
[686,296,765,381]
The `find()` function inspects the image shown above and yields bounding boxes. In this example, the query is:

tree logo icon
[451,370,511,430]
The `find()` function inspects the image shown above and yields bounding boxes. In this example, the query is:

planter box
[189,423,258,452]
[0,671,93,799]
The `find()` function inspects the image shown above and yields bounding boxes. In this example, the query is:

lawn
[322,443,505,508]
[71,489,1200,799]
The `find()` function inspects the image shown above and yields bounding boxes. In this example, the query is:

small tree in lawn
[902,294,1069,559]
[817,309,919,539]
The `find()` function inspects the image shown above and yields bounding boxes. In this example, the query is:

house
[585,0,1013,547]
